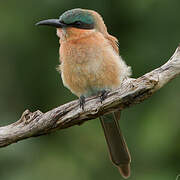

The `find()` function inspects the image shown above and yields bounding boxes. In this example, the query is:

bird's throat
[57,27,95,42]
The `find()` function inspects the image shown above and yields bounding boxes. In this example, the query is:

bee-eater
[36,8,132,178]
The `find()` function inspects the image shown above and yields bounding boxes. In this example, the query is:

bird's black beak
[36,19,65,28]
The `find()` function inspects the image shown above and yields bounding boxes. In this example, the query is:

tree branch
[1,45,180,148]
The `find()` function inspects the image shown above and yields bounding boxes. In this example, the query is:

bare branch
[0,45,180,148]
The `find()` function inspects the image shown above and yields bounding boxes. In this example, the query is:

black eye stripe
[73,21,82,25]
[69,21,84,26]
[59,20,94,29]
[71,21,94,29]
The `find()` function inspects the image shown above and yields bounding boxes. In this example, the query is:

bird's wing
[106,34,119,54]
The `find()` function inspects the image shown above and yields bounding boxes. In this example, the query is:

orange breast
[59,31,124,97]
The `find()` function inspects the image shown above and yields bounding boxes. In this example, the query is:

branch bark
[0,45,180,148]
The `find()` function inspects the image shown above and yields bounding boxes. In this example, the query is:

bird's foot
[100,90,109,103]
[79,95,85,110]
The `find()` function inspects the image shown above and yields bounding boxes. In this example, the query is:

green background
[0,0,180,180]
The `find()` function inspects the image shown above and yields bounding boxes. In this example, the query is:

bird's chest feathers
[60,37,103,74]
[59,32,122,96]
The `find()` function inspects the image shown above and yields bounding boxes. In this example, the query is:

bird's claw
[100,90,109,103]
[79,95,85,110]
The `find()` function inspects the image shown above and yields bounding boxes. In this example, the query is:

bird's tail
[99,111,131,178]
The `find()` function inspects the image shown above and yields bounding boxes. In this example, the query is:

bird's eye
[60,20,65,24]
[74,21,82,26]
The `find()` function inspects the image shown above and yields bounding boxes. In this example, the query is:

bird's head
[36,8,108,40]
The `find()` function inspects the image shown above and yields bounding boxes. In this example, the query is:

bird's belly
[61,53,122,97]
[61,59,103,97]
[60,39,126,97]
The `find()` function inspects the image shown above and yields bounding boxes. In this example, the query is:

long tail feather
[100,111,131,178]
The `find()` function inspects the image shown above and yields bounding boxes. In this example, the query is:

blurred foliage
[0,0,180,180]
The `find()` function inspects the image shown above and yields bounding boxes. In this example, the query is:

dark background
[0,0,180,179]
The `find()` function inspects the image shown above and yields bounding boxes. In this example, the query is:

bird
[36,8,132,178]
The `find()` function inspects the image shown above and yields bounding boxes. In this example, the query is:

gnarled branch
[0,45,180,148]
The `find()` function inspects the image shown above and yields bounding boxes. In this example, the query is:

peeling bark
[0,45,180,148]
